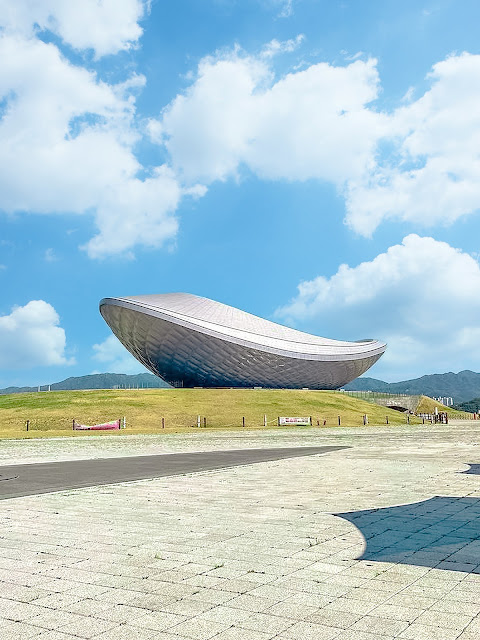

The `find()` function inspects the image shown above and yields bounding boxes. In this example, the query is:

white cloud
[346,53,480,235]
[278,0,294,18]
[261,35,304,58]
[155,48,480,237]
[0,0,146,57]
[276,235,480,380]
[0,300,73,369]
[0,32,180,258]
[92,334,148,374]
[3,10,480,260]
[84,167,181,259]
[158,51,384,185]
[44,248,58,262]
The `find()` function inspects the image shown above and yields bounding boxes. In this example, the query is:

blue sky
[1,0,480,387]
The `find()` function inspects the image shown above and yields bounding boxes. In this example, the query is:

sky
[1,0,480,387]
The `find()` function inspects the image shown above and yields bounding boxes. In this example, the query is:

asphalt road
[0,446,348,499]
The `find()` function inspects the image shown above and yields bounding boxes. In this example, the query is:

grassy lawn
[0,387,465,439]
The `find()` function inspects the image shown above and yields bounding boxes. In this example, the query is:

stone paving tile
[281,591,333,608]
[0,599,47,622]
[153,598,214,617]
[26,610,87,631]
[457,632,480,640]
[0,583,50,603]
[263,600,320,619]
[131,610,188,631]
[336,632,396,640]
[167,617,231,639]
[196,604,253,626]
[244,584,294,601]
[0,620,44,639]
[93,588,141,605]
[32,594,84,611]
[94,624,167,639]
[60,598,121,617]
[323,597,376,616]
[56,616,119,638]
[339,586,392,604]
[397,622,464,639]
[430,598,480,616]
[125,593,179,611]
[221,592,277,612]
[210,626,276,639]
[95,603,154,624]
[383,592,438,609]
[306,608,362,628]
[448,585,480,604]
[347,613,410,636]
[278,620,341,639]
[33,634,81,640]
[367,602,424,622]
[414,609,473,630]
[147,582,199,599]
[233,611,296,634]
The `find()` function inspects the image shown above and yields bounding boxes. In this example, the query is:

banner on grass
[73,419,121,431]
[278,416,311,426]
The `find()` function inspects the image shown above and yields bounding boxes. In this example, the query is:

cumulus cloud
[92,334,148,374]
[158,51,384,184]
[154,48,480,236]
[0,300,73,369]
[0,26,180,258]
[276,235,480,380]
[346,53,480,235]
[84,167,181,259]
[0,0,146,57]
[3,5,480,259]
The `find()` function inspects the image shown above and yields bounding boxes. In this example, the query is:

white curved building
[99,293,386,389]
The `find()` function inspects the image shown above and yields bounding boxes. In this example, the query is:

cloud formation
[2,3,480,258]
[155,48,480,236]
[277,235,480,380]
[0,300,73,369]
[0,0,146,57]
[158,52,384,185]
[346,53,480,235]
[0,5,181,259]
[92,334,148,374]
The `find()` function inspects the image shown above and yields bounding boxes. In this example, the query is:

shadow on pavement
[462,464,480,475]
[335,496,480,572]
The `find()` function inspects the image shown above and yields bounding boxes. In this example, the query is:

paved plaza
[0,421,479,639]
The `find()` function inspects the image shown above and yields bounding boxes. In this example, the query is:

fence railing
[342,390,415,401]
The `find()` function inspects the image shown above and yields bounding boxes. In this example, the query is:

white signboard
[278,416,311,426]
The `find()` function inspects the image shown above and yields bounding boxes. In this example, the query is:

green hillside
[415,395,467,417]
[0,388,425,438]
[345,370,480,403]
[453,397,480,413]
[0,372,169,395]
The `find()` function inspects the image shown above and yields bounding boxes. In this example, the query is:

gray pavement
[0,421,478,639]
[0,446,346,499]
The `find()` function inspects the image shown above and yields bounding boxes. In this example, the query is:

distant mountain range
[0,372,170,395]
[344,369,480,403]
[2,369,480,404]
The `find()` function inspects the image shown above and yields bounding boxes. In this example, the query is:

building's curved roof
[100,293,386,362]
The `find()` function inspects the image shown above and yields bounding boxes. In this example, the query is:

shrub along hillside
[0,388,427,438]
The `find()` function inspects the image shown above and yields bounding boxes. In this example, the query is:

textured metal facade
[99,293,386,389]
